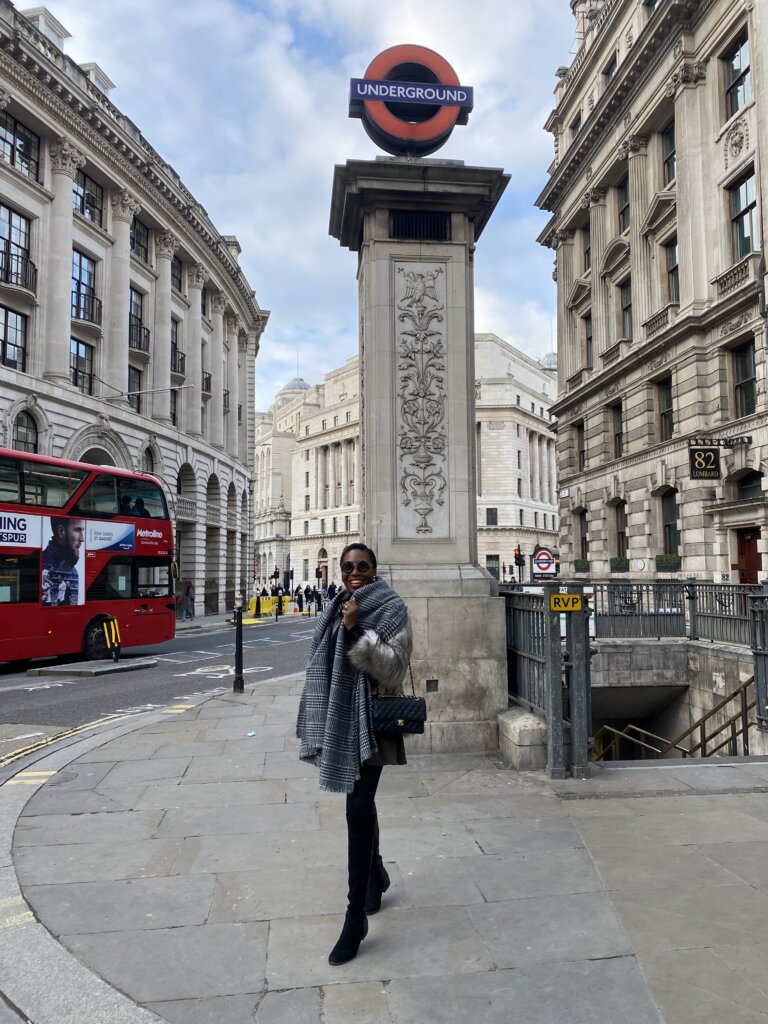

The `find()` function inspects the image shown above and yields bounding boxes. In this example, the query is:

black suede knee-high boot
[364,811,390,914]
[328,813,376,966]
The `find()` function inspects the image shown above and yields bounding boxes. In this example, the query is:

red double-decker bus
[0,448,176,662]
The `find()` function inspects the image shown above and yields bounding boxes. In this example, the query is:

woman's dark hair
[340,542,377,569]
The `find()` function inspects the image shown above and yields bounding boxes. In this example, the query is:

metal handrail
[129,314,150,351]
[0,244,37,291]
[659,676,754,756]
[71,288,102,325]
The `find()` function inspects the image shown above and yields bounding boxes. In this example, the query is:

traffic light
[514,547,524,568]
[289,568,294,581]
[273,565,280,580]
[315,566,323,579]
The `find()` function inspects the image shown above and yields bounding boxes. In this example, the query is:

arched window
[661,489,679,555]
[13,411,37,453]
[142,449,154,474]
[738,471,763,500]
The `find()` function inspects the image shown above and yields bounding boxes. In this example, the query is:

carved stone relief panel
[394,260,449,538]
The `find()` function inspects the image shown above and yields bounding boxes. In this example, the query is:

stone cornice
[0,13,266,330]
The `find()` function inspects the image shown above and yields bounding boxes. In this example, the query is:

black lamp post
[233,592,244,693]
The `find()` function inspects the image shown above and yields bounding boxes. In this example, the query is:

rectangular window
[734,340,756,418]
[616,503,628,558]
[128,365,142,414]
[130,217,149,262]
[725,35,751,119]
[543,514,547,529]
[346,411,351,423]
[519,509,523,525]
[662,121,676,184]
[304,521,309,535]
[333,415,338,427]
[170,389,178,426]
[71,250,98,322]
[0,111,40,180]
[333,517,337,533]
[0,304,26,371]
[72,170,103,227]
[171,255,183,291]
[662,490,679,555]
[583,226,591,271]
[485,554,500,580]
[303,558,309,580]
[570,113,582,139]
[575,420,585,470]
[579,510,589,561]
[534,512,538,528]
[321,419,327,430]
[621,280,633,339]
[486,507,498,526]
[0,203,32,289]
[345,515,350,530]
[584,314,593,368]
[304,494,310,511]
[658,377,674,441]
[665,237,679,303]
[604,54,618,84]
[516,395,520,405]
[70,338,93,394]
[201,287,208,318]
[129,287,148,352]
[320,518,325,533]
[517,450,521,469]
[0,551,40,603]
[305,471,309,487]
[305,449,310,461]
[517,478,522,497]
[612,403,623,458]
[618,177,630,232]
[730,171,759,261]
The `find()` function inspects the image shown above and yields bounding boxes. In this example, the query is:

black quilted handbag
[371,664,427,734]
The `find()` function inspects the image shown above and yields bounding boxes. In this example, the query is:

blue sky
[51,0,576,408]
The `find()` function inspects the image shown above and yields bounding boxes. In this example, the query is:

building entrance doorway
[736,528,762,584]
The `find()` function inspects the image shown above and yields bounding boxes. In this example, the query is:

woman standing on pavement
[296,543,412,966]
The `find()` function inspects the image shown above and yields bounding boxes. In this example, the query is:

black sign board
[689,445,721,479]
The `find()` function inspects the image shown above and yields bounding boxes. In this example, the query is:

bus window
[0,552,40,603]
[116,479,168,519]
[73,474,118,518]
[87,556,172,601]
[21,461,87,508]
[0,457,21,503]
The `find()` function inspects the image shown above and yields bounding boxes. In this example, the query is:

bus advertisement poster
[41,516,85,607]
[86,521,135,552]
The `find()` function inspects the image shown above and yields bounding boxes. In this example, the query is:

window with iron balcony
[0,304,26,371]
[0,203,36,292]
[724,34,751,120]
[0,112,39,180]
[72,170,103,227]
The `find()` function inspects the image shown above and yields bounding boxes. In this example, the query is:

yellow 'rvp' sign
[550,594,582,612]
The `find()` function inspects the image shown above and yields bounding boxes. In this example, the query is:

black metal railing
[171,348,186,375]
[71,288,102,325]
[202,371,212,393]
[0,246,37,292]
[129,314,150,352]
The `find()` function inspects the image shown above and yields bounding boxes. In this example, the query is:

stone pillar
[353,440,360,504]
[549,441,557,505]
[238,332,249,463]
[313,447,320,508]
[184,264,207,437]
[671,65,709,309]
[329,443,337,508]
[330,158,509,752]
[209,293,226,449]
[45,138,85,385]
[622,135,651,330]
[530,432,539,502]
[341,440,349,507]
[109,189,141,401]
[225,315,239,458]
[153,231,178,423]
[586,188,609,355]
[554,231,575,378]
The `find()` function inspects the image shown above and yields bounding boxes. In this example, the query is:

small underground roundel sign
[349,44,474,157]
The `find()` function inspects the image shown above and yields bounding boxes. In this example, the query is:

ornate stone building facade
[538,0,767,581]
[253,338,558,588]
[0,5,268,614]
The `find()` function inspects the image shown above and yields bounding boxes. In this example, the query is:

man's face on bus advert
[54,518,84,559]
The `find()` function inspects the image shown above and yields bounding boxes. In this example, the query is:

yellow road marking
[170,705,195,709]
[16,770,56,777]
[0,911,33,929]
[5,779,44,785]
[0,896,24,909]
[0,712,139,770]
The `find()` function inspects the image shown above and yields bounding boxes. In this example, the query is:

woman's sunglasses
[341,560,372,573]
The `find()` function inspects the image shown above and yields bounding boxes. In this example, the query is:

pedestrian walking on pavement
[296,590,304,613]
[296,543,412,967]
[182,580,195,620]
[327,581,337,599]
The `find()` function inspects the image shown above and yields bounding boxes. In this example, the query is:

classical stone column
[153,231,178,423]
[672,65,709,308]
[184,264,207,437]
[549,441,557,505]
[340,440,349,506]
[209,292,226,449]
[109,189,141,401]
[45,138,85,385]
[554,231,575,379]
[621,135,651,331]
[238,332,249,463]
[530,432,540,502]
[329,443,337,508]
[586,188,609,355]
[313,447,320,508]
[225,315,239,458]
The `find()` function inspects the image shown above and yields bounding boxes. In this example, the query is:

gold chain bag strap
[371,662,427,734]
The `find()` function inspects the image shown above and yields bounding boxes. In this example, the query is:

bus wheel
[83,618,109,660]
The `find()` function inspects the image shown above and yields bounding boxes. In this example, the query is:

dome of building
[280,377,311,392]
[540,352,558,370]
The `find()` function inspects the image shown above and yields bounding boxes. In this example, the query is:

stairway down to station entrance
[592,675,757,761]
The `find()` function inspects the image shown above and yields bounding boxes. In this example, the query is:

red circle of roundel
[363,44,462,144]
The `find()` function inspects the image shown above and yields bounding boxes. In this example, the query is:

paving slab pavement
[5,674,768,1022]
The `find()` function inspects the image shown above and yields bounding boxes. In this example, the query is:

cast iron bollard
[233,593,244,694]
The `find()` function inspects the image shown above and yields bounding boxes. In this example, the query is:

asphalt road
[0,618,313,740]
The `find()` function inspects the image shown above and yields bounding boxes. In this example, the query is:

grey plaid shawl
[296,576,409,793]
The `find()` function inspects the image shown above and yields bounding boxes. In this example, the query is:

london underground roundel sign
[349,45,474,157]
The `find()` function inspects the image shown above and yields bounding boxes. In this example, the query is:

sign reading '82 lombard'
[689,445,721,479]
[349,44,474,157]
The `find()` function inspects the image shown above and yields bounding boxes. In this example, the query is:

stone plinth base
[499,706,547,771]
[386,565,507,753]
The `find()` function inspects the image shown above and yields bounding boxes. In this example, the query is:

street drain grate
[557,785,768,800]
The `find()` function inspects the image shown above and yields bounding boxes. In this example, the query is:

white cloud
[49,0,574,408]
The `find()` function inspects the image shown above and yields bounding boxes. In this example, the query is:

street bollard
[233,594,244,694]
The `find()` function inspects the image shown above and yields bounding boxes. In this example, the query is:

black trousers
[346,763,383,819]
[343,764,382,915]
